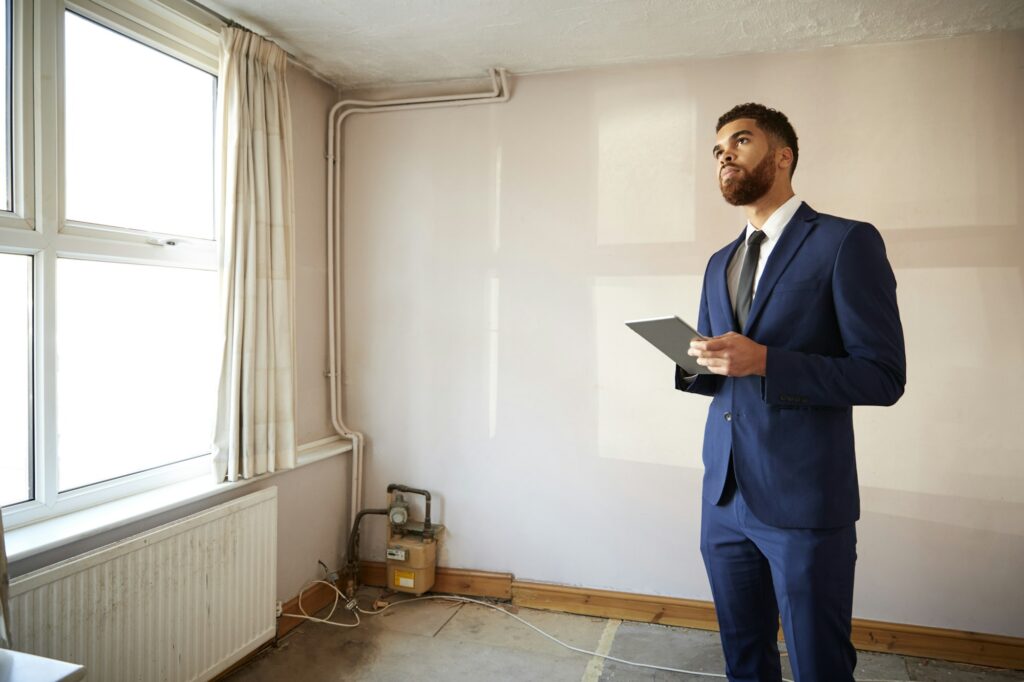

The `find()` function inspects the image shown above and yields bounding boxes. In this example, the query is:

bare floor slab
[224,588,1022,682]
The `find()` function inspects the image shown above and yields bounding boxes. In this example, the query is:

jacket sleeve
[676,263,723,397]
[762,222,906,408]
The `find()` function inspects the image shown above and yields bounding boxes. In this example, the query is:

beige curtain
[1,512,11,648]
[212,27,297,482]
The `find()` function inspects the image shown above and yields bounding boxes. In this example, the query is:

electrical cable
[282,579,907,682]
[359,593,730,679]
[280,579,360,628]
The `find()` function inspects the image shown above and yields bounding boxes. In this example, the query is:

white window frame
[0,0,34,232]
[1,0,224,531]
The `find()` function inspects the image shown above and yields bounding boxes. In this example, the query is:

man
[679,103,906,682]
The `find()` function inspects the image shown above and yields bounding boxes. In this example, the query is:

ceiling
[199,0,1024,90]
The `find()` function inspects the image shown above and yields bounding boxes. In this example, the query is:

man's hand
[688,332,767,377]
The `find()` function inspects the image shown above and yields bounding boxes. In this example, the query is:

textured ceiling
[199,0,1024,90]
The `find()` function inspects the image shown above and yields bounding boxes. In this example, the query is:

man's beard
[720,151,776,206]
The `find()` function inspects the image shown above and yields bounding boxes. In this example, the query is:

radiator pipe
[325,69,510,534]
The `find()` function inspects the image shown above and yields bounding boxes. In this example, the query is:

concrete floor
[224,588,1023,682]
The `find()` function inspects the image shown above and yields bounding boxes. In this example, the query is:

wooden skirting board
[359,562,1024,670]
[278,579,342,640]
[512,580,719,631]
[849,618,1024,671]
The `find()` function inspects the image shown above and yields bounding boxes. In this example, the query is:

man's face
[713,118,777,206]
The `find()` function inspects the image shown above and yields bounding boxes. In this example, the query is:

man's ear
[777,146,794,170]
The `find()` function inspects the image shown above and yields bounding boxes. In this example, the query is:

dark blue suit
[676,202,905,681]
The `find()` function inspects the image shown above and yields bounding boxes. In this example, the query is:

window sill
[4,435,353,563]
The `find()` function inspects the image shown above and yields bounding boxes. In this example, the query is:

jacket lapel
[716,227,747,332]
[742,202,818,335]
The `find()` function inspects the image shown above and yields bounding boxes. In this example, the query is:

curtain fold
[213,27,297,482]
[1,512,11,649]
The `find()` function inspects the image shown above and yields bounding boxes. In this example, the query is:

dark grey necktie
[735,230,767,329]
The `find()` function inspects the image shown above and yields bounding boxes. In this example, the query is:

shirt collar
[745,194,802,243]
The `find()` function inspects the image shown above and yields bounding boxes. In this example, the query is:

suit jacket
[677,202,906,529]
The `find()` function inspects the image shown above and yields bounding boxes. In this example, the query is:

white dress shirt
[726,194,802,310]
[681,195,802,382]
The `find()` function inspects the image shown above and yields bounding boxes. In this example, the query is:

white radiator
[9,486,278,682]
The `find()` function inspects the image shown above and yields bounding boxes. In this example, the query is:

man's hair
[716,103,799,176]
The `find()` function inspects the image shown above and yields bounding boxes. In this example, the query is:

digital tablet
[625,316,712,375]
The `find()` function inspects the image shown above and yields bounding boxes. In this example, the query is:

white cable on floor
[360,594,732,679]
[280,579,361,628]
[287,581,901,682]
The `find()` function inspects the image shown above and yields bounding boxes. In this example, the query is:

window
[56,258,218,491]
[64,12,214,237]
[0,0,222,527]
[0,252,31,507]
[1,0,10,211]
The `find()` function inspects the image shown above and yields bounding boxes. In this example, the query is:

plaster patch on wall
[855,266,1024,504]
[595,81,697,246]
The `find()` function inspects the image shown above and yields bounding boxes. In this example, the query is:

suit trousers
[700,463,858,682]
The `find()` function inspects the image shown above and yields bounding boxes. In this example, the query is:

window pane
[57,258,218,491]
[0,253,31,506]
[1,0,10,212]
[64,12,214,238]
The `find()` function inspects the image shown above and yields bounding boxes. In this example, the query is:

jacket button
[724,412,732,422]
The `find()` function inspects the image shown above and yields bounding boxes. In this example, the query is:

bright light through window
[0,252,32,507]
[1,0,10,212]
[64,11,215,237]
[57,258,218,492]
